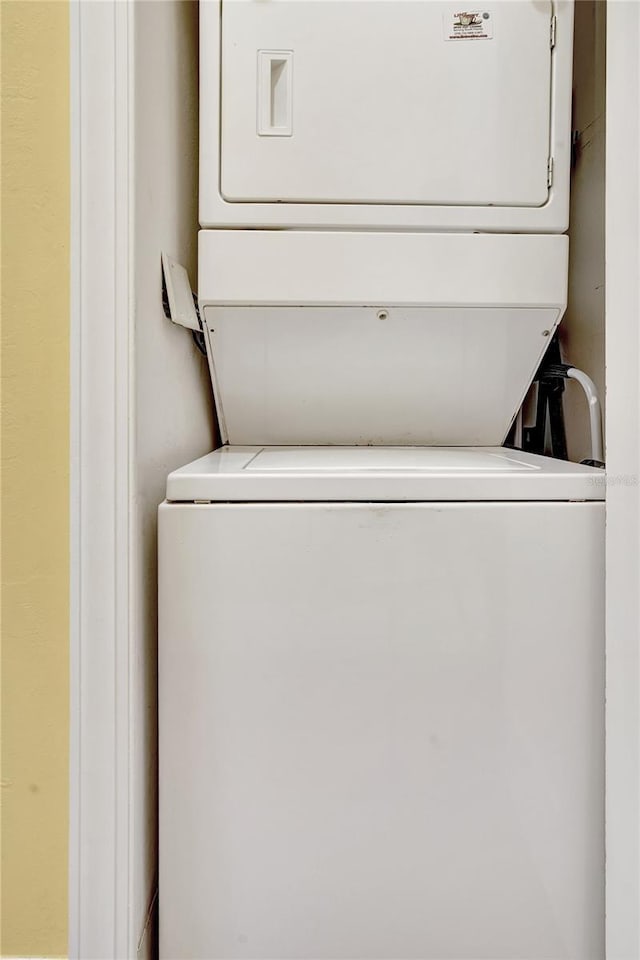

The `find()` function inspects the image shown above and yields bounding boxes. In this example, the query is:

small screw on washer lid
[377,309,389,320]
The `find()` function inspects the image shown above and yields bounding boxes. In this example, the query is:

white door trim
[69,1,133,957]
[605,4,640,958]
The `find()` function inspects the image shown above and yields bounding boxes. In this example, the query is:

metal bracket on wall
[161,252,207,357]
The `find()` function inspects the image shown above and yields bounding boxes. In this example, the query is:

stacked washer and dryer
[160,2,605,958]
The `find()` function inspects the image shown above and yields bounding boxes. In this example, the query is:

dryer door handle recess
[257,50,293,137]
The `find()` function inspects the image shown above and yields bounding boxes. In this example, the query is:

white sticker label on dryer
[444,11,493,40]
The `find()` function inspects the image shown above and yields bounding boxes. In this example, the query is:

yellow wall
[1,2,70,956]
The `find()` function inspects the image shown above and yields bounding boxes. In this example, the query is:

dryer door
[220,0,554,207]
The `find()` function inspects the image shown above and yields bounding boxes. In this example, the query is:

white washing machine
[159,445,605,960]
[160,3,604,955]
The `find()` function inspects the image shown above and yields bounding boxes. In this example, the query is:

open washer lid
[165,446,605,503]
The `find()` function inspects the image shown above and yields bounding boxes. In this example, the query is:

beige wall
[1,2,70,956]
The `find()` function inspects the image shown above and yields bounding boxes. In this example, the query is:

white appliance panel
[204,304,560,445]
[200,0,573,230]
[221,1,552,207]
[198,230,570,308]
[245,446,531,471]
[197,232,569,448]
[159,499,604,960]
[164,445,605,502]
